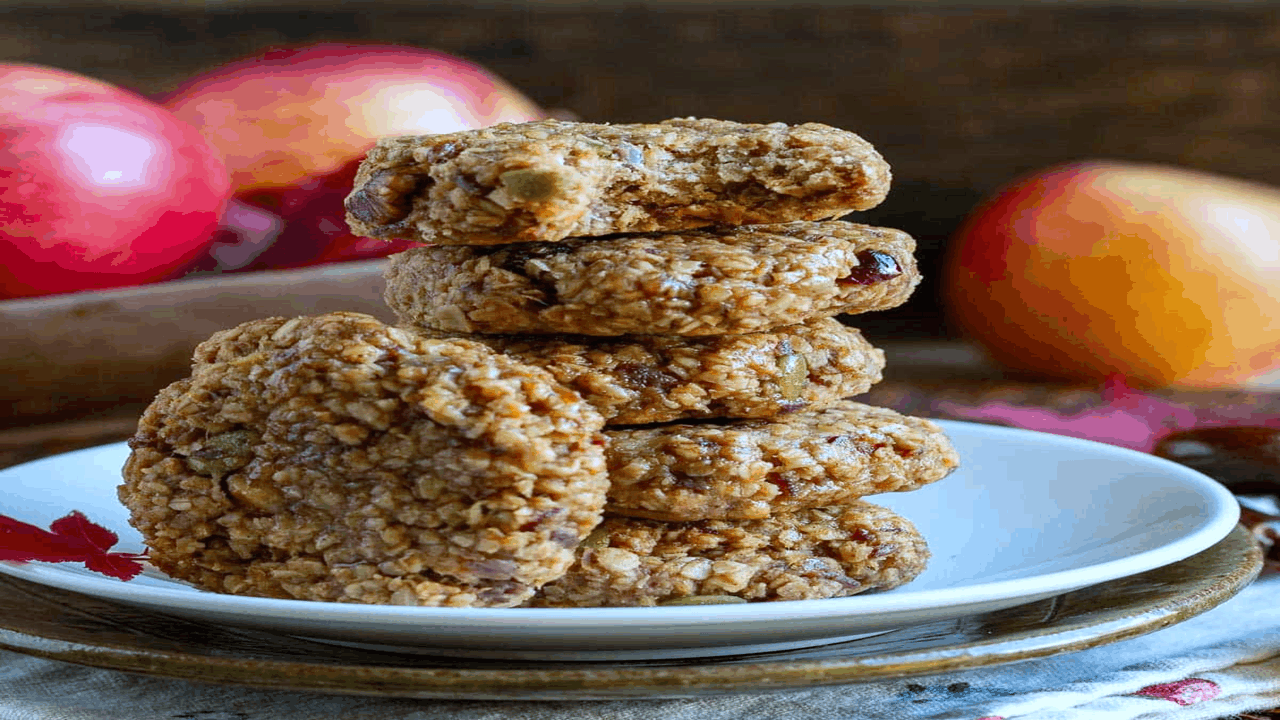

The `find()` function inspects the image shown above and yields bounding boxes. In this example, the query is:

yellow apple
[943,160,1280,388]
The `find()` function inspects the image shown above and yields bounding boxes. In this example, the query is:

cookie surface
[385,221,919,337]
[526,503,928,607]
[462,319,885,425]
[344,118,891,245]
[604,400,959,521]
[119,312,609,608]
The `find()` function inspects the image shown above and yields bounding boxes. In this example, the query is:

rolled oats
[442,318,885,425]
[119,312,609,607]
[527,503,928,607]
[384,221,919,336]
[604,400,960,521]
[345,118,890,245]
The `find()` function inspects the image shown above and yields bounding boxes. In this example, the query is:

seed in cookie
[525,503,929,607]
[384,221,920,337]
[456,318,885,425]
[119,312,609,608]
[604,400,959,522]
[344,118,892,245]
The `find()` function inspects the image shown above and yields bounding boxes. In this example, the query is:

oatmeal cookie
[385,221,919,337]
[604,400,959,521]
[119,312,609,608]
[344,118,891,245]
[526,502,928,607]
[461,318,884,425]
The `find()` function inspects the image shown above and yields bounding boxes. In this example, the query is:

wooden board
[0,260,391,426]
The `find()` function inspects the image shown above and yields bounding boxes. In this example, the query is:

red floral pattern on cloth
[1134,678,1223,706]
[967,678,1224,718]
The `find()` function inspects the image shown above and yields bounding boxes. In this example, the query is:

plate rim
[0,524,1262,699]
[0,420,1242,630]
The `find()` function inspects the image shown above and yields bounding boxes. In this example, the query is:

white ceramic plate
[0,421,1239,661]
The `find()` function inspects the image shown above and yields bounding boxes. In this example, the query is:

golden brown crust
[384,221,919,337]
[526,503,929,607]
[119,312,609,607]
[604,400,959,521]
[344,118,891,245]
[429,319,885,425]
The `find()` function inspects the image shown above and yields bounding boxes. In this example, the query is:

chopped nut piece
[775,352,809,401]
[184,429,257,476]
[580,526,611,550]
[498,168,565,202]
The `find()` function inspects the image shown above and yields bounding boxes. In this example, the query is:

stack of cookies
[347,118,961,607]
[118,118,958,609]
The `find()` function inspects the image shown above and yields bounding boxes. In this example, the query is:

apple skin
[0,64,232,299]
[161,42,547,192]
[943,160,1280,389]
[194,159,417,274]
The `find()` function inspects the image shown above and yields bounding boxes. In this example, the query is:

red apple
[161,42,546,192]
[0,64,231,298]
[193,159,417,273]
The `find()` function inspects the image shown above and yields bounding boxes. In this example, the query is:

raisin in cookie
[385,221,919,337]
[526,503,928,607]
[119,312,609,608]
[460,318,884,425]
[604,400,959,521]
[345,118,891,245]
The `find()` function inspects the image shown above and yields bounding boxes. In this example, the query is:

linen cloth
[1,571,1278,720]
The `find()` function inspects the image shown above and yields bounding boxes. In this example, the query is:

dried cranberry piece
[839,250,901,286]
[765,473,794,499]
[849,528,873,543]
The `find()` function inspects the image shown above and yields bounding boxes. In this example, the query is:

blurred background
[9,0,1280,432]
[8,0,1275,339]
